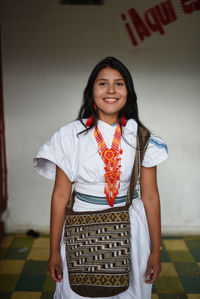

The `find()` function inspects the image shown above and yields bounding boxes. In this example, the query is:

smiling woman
[33,56,168,299]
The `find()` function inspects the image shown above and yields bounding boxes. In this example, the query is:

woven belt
[75,191,138,205]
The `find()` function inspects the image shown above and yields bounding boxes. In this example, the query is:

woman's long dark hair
[77,57,150,140]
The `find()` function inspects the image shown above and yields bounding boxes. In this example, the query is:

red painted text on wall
[121,0,200,47]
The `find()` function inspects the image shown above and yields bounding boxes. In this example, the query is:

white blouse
[33,118,168,197]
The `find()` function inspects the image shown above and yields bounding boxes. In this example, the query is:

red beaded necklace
[94,123,123,207]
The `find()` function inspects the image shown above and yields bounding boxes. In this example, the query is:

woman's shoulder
[148,134,168,153]
[57,119,88,137]
[124,119,168,167]
[142,132,168,167]
[125,118,138,135]
[33,119,88,181]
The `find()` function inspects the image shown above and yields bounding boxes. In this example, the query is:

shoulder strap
[138,125,151,163]
[126,125,150,206]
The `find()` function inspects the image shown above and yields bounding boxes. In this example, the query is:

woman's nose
[107,83,115,93]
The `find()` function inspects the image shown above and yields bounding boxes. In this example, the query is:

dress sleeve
[142,134,168,167]
[33,124,75,182]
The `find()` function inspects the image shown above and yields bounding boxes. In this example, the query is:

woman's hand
[145,250,161,284]
[48,251,63,282]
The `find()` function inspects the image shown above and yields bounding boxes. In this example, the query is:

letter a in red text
[167,0,177,20]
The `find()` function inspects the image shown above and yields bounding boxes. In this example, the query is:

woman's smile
[103,98,119,103]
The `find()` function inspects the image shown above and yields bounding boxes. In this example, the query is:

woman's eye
[98,82,124,86]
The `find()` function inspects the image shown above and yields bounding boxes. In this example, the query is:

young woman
[33,57,168,299]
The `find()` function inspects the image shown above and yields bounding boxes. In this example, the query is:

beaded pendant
[94,123,123,207]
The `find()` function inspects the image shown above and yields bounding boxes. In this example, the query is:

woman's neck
[98,115,118,126]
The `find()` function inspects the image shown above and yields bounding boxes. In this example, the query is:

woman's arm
[140,165,161,284]
[48,165,72,282]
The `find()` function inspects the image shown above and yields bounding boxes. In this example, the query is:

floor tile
[158,295,187,299]
[11,291,42,299]
[152,283,156,293]
[14,234,28,238]
[185,240,200,251]
[162,236,183,240]
[159,263,178,277]
[155,276,184,293]
[41,293,54,299]
[32,238,50,249]
[0,274,19,291]
[161,250,171,262]
[0,234,199,298]
[4,247,30,260]
[179,276,200,293]
[22,260,48,275]
[15,274,46,291]
[0,291,12,299]
[0,260,25,274]
[159,294,188,299]
[0,247,8,260]
[0,236,14,248]
[190,250,200,262]
[163,240,189,251]
[183,236,200,241]
[168,251,195,263]
[43,275,56,292]
[187,295,200,299]
[174,263,200,277]
[27,248,49,261]
[10,237,34,248]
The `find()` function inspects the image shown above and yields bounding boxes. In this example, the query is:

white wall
[1,0,200,234]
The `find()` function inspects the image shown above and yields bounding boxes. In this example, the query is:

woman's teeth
[104,98,118,103]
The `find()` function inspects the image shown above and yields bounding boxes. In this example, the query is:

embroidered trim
[94,123,122,207]
[149,137,168,153]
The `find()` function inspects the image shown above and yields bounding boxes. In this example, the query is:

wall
[1,0,200,234]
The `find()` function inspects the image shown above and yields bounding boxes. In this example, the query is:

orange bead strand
[94,123,123,207]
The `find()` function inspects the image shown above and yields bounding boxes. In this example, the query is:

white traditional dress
[33,118,168,299]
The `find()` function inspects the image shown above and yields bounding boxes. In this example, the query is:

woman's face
[93,67,127,125]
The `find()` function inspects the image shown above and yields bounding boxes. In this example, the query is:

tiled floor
[0,235,200,299]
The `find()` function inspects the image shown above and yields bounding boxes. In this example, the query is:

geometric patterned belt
[75,191,127,205]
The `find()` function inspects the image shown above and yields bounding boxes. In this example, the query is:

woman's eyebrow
[96,78,124,81]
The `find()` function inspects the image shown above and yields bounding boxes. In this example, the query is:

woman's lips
[103,98,119,103]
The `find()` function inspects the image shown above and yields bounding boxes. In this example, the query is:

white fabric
[142,135,168,168]
[33,119,168,196]
[33,118,168,299]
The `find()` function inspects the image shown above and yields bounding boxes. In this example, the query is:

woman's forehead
[96,67,124,79]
